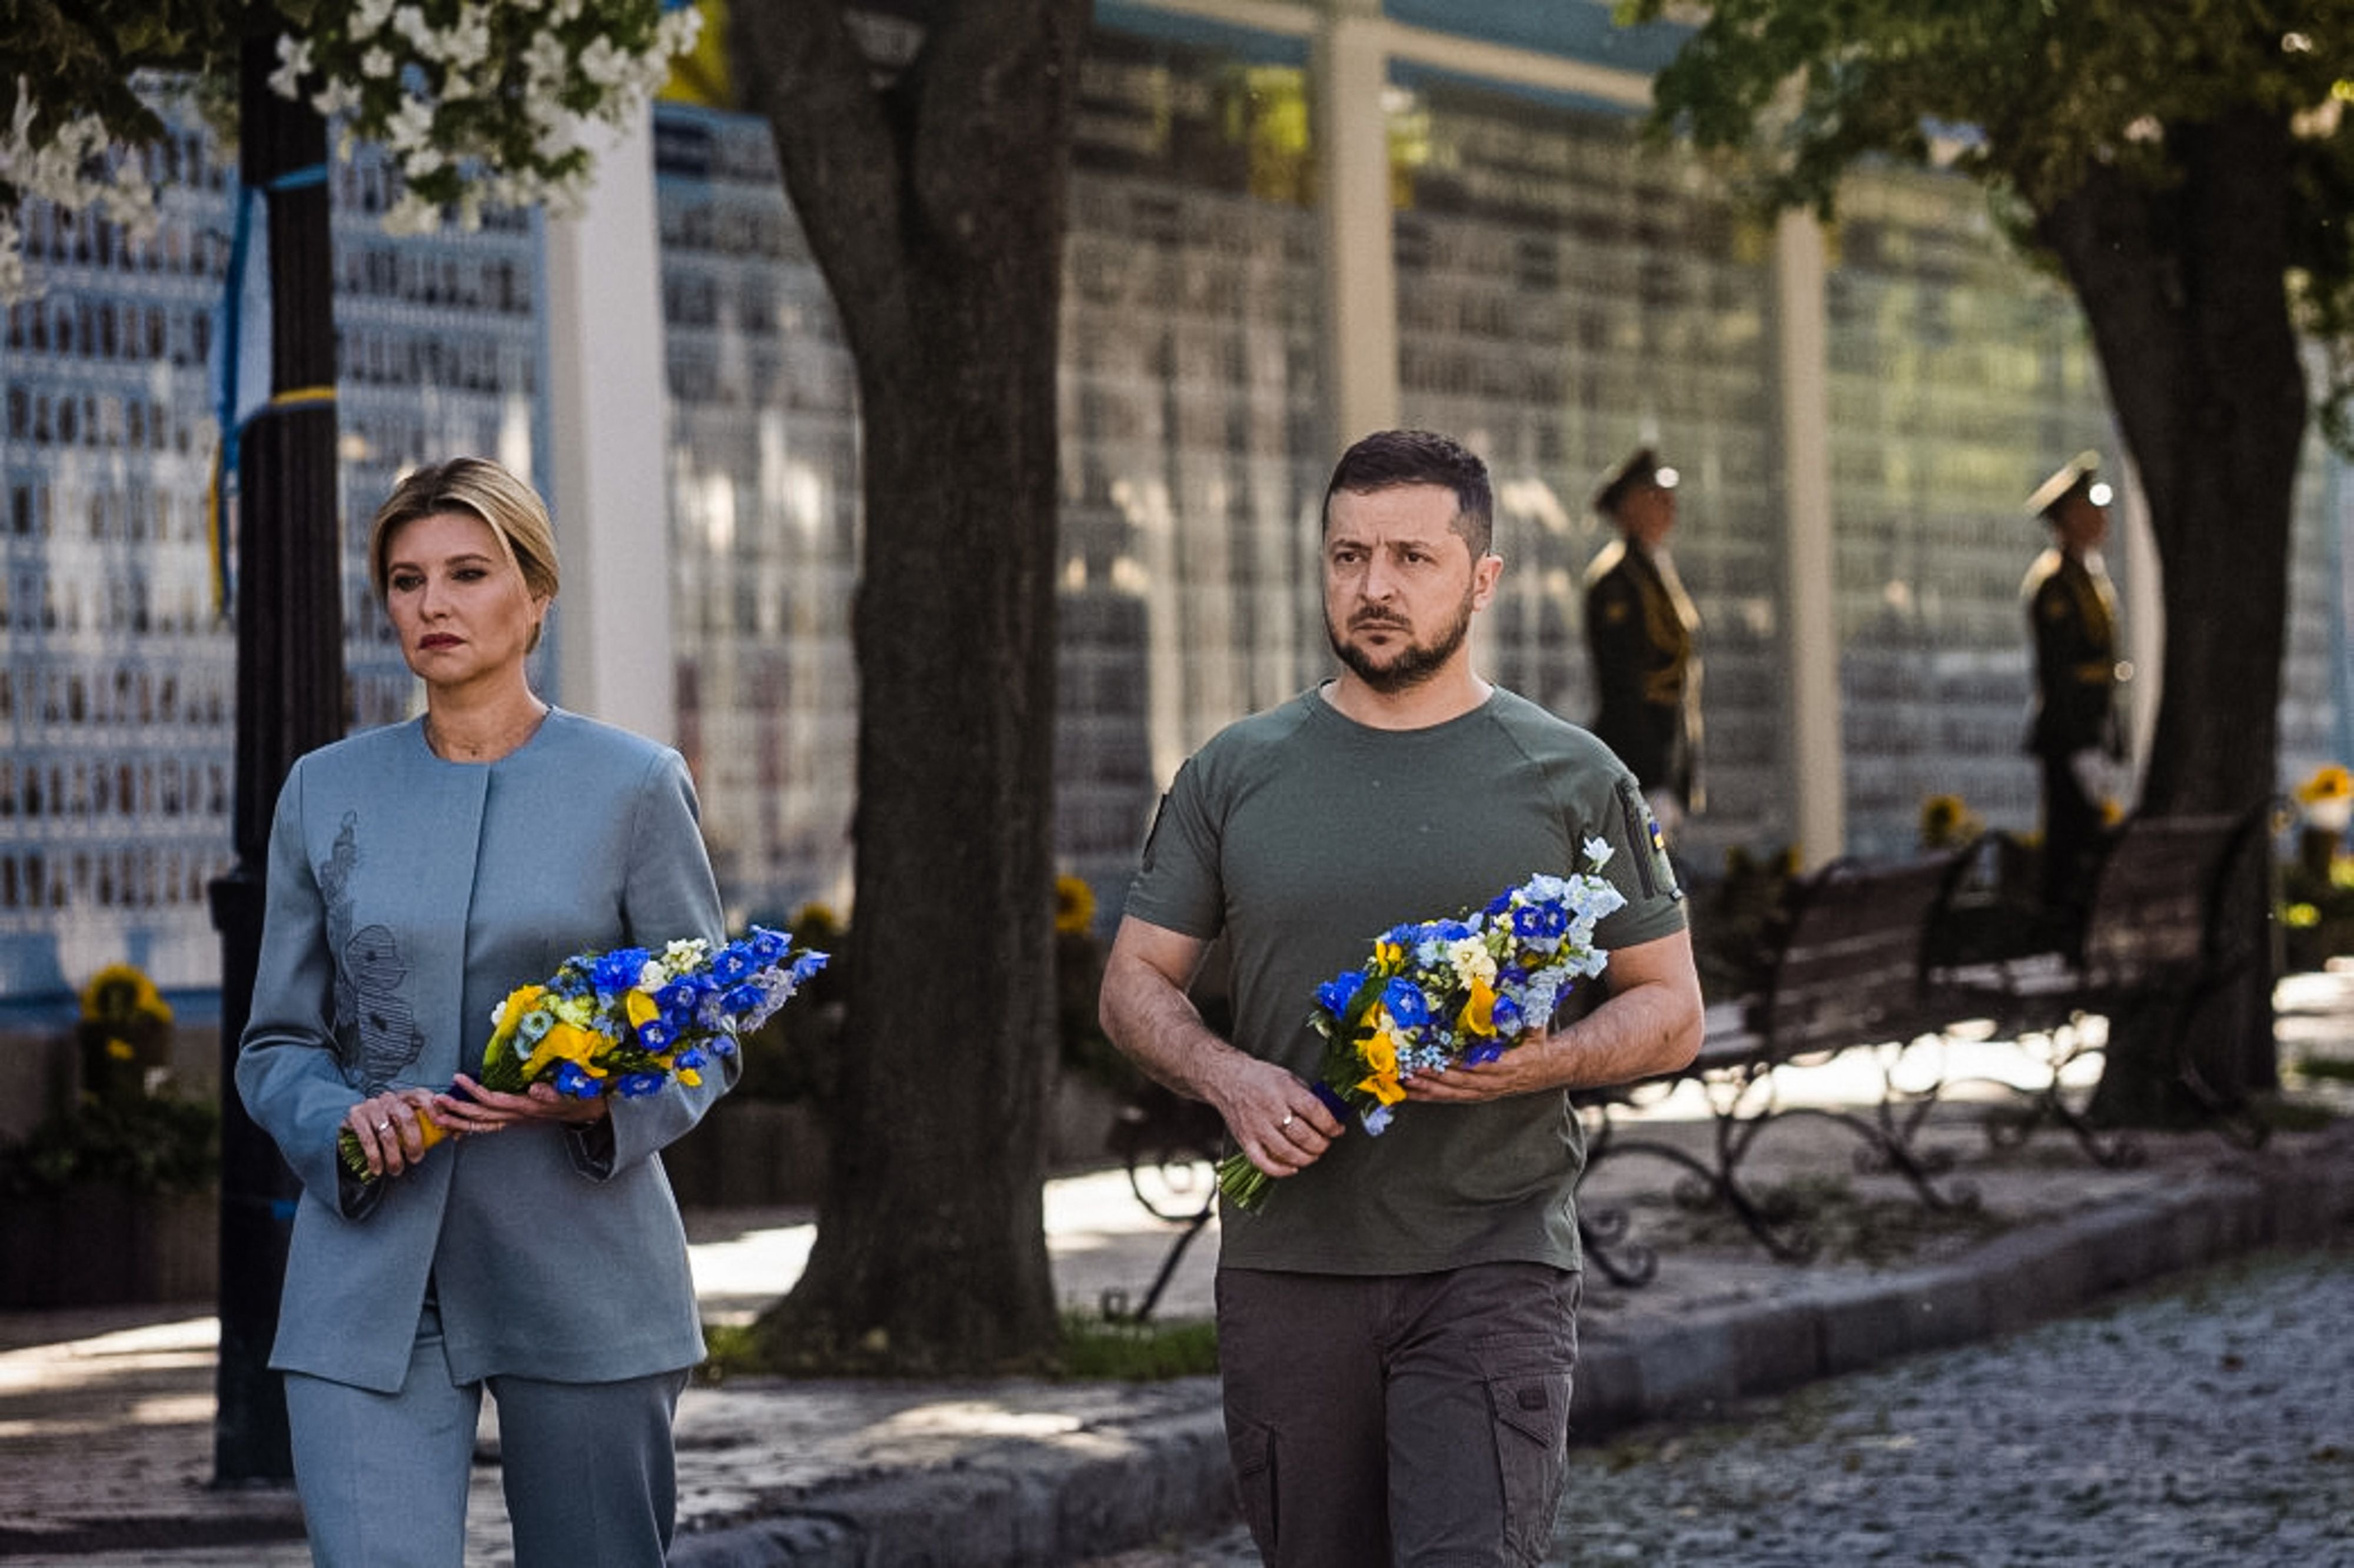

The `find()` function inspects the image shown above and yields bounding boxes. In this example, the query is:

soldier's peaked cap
[1594,447,1677,517]
[2026,451,2104,520]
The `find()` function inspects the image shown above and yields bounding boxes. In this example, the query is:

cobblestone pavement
[1086,1244,2354,1567]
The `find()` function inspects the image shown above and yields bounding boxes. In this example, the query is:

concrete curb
[671,1405,1235,1567]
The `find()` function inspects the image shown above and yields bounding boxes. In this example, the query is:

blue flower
[637,1018,677,1050]
[790,950,830,984]
[616,1071,667,1098]
[1317,970,1368,1016]
[1381,977,1431,1028]
[590,947,651,996]
[722,981,769,1017]
[553,1060,601,1098]
[657,976,711,1013]
[747,927,790,963]
[1489,995,1523,1037]
[674,1047,706,1073]
[711,946,757,984]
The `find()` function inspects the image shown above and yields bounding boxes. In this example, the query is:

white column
[542,105,676,743]
[1318,0,1398,444]
[1774,210,1844,866]
[2117,455,2163,792]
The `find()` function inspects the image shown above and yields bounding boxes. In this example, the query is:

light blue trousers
[283,1304,688,1567]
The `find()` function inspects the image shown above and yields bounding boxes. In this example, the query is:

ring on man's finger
[375,1120,393,1132]
[1281,1113,1294,1130]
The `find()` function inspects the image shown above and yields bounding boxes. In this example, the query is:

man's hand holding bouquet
[1216,849,1625,1213]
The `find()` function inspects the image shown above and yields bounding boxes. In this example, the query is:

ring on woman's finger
[1281,1113,1294,1130]
[375,1120,393,1132]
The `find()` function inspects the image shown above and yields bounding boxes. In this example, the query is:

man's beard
[1326,592,1475,695]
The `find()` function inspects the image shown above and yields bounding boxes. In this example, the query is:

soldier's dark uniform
[1584,448,1701,815]
[2023,452,2126,910]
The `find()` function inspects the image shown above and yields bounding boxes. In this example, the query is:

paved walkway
[1087,1244,2354,1566]
[4,973,2353,1566]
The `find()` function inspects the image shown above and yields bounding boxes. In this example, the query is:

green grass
[693,1312,1219,1384]
[1054,1310,1220,1381]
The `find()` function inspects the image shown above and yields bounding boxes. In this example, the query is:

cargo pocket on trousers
[1227,1417,1279,1556]
[1479,1336,1574,1566]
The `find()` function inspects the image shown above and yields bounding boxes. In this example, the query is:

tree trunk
[2035,106,2306,1121]
[733,0,1087,1372]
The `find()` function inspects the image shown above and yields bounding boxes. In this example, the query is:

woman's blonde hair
[367,458,561,651]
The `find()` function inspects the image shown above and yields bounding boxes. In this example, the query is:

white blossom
[311,79,365,119]
[8,1,700,287]
[351,0,398,41]
[578,36,634,90]
[381,191,443,235]
[442,15,493,72]
[391,6,434,54]
[268,36,315,100]
[383,95,436,153]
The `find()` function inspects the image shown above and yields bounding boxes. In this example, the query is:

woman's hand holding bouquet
[339,928,826,1180]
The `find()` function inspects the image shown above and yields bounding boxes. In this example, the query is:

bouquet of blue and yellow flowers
[338,927,827,1178]
[1216,851,1627,1213]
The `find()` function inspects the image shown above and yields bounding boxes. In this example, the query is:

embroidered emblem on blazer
[319,812,425,1092]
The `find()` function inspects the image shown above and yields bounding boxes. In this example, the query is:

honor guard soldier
[1584,447,1702,835]
[2022,450,2129,912]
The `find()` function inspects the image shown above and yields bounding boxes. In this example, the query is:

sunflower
[1053,874,1097,936]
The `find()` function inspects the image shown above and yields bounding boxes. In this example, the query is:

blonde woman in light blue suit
[237,458,737,1567]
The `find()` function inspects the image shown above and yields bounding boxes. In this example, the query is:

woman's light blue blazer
[235,709,739,1394]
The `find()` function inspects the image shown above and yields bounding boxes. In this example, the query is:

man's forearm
[1098,954,1254,1106]
[1530,978,1703,1092]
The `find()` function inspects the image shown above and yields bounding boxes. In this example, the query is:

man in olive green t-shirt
[1100,430,1704,1567]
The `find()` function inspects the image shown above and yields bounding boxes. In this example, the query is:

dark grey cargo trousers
[1216,1261,1582,1567]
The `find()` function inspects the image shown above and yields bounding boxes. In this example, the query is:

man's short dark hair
[1321,429,1495,558]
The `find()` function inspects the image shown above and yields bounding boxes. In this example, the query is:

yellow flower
[1457,975,1498,1038]
[1053,874,1097,936]
[79,962,171,1028]
[624,989,660,1031]
[487,984,548,1050]
[1919,793,1982,849]
[519,1020,609,1083]
[1356,1026,1407,1106]
[2298,764,2352,805]
[790,902,845,944]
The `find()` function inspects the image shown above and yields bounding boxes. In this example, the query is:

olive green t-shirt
[1123,685,1688,1275]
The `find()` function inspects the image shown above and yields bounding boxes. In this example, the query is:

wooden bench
[1575,850,1977,1279]
[1924,805,2274,1160]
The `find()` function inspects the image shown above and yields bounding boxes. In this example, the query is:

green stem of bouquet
[1215,1151,1274,1214]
